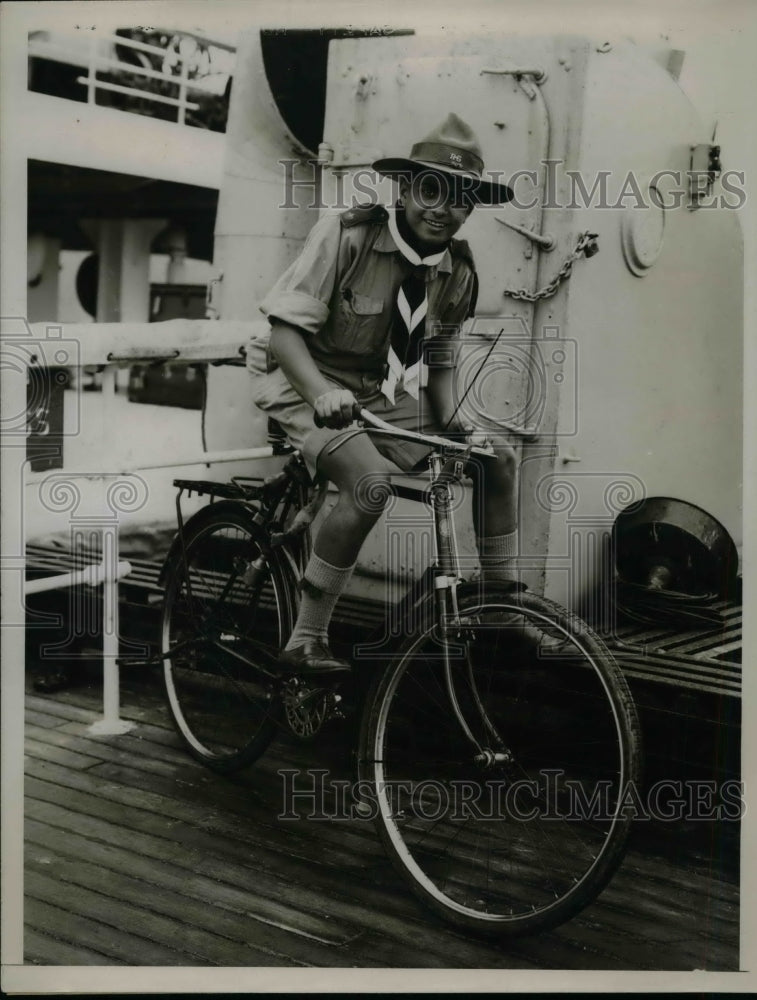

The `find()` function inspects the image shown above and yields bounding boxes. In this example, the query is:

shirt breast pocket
[332,290,385,355]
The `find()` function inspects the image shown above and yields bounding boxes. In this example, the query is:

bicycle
[159,408,642,937]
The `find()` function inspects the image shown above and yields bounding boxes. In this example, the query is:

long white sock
[284,553,356,650]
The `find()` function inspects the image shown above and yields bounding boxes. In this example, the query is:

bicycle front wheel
[360,583,642,936]
[161,502,296,772]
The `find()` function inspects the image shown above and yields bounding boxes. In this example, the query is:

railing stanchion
[86,34,97,104]
[25,340,272,738]
[177,49,189,125]
[89,515,135,735]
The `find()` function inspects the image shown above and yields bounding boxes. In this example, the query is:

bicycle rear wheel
[360,583,642,936]
[161,502,296,772]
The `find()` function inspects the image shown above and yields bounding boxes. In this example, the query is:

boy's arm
[269,321,357,428]
[426,365,468,437]
[425,260,479,437]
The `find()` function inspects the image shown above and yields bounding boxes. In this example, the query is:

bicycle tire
[161,501,296,773]
[359,582,642,936]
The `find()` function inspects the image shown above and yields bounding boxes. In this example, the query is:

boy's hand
[313,389,359,428]
[464,425,494,452]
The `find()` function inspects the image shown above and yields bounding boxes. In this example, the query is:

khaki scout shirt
[258,205,476,380]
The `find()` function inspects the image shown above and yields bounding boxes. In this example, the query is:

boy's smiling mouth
[420,217,453,238]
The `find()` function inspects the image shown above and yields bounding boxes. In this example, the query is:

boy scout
[247,113,518,675]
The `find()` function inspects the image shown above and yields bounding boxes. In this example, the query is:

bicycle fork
[429,455,513,768]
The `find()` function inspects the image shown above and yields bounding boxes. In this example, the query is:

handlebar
[315,404,494,460]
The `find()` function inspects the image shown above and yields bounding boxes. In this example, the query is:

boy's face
[400,173,475,248]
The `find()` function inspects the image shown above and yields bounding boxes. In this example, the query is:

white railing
[24,318,264,734]
[28,29,235,127]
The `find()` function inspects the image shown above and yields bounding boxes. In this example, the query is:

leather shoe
[278,640,352,676]
[522,624,573,656]
[501,616,573,656]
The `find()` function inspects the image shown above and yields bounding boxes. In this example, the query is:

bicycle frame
[163,409,500,752]
[423,451,503,757]
[347,409,501,756]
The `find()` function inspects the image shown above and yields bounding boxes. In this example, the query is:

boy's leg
[345,385,522,584]
[471,442,570,650]
[467,441,520,584]
[280,434,400,674]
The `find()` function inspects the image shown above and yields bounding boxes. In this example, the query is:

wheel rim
[162,519,285,762]
[370,600,637,928]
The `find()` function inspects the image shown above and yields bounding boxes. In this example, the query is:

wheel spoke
[364,587,641,935]
[161,511,294,772]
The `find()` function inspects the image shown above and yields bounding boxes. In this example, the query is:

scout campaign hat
[372,112,514,205]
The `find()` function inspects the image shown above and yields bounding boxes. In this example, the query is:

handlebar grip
[313,403,363,429]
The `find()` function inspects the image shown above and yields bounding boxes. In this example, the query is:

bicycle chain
[503,231,599,302]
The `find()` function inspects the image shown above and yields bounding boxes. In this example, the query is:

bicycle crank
[282,677,345,739]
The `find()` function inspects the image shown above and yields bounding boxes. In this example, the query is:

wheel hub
[473,748,513,768]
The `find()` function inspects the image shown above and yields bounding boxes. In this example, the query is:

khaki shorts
[247,339,447,478]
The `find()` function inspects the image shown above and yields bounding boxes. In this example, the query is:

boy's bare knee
[318,459,392,527]
[351,470,392,518]
[492,441,517,474]
[467,441,517,486]
[475,442,517,495]
[318,438,399,510]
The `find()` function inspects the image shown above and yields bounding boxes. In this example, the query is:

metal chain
[503,231,598,302]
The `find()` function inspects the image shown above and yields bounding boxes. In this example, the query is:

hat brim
[371,157,514,205]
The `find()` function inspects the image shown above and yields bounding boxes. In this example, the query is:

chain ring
[282,677,342,739]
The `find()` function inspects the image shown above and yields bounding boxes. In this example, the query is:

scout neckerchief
[381,207,447,403]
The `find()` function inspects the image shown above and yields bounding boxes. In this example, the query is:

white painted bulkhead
[19,25,743,613]
[209,28,742,609]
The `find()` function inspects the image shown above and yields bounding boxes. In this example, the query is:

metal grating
[26,543,742,699]
[602,599,742,698]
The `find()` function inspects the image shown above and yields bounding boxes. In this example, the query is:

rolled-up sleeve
[260,213,343,335]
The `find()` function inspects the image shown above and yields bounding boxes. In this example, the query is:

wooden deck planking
[23,780,533,969]
[25,697,737,899]
[25,752,387,876]
[29,683,739,879]
[23,681,740,970]
[26,865,299,968]
[24,785,374,945]
[25,820,388,964]
[25,840,336,968]
[24,711,736,910]
[24,926,128,967]
[24,893,200,966]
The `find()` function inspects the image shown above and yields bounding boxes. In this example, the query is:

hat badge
[371,112,514,205]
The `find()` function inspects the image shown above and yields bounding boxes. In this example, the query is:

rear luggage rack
[172,478,263,501]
